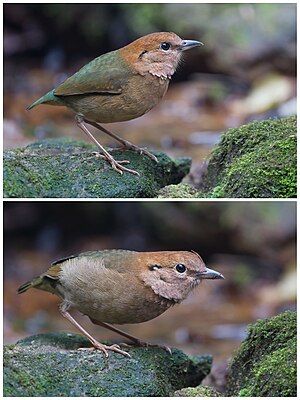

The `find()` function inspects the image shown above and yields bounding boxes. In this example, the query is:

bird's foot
[78,341,131,358]
[121,340,172,354]
[83,118,158,163]
[92,152,140,176]
[120,142,158,163]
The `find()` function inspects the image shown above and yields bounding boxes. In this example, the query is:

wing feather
[54,50,133,96]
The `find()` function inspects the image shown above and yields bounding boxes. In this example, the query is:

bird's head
[137,250,224,302]
[120,32,203,79]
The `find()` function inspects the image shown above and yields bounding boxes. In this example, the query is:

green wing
[54,50,133,96]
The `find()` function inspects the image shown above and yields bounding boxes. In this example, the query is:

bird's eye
[160,42,171,51]
[175,263,186,273]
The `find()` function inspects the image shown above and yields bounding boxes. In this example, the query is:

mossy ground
[4,332,212,396]
[227,310,296,397]
[200,116,296,198]
[3,138,191,198]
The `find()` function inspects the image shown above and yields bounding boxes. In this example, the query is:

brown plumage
[27,32,202,175]
[18,249,224,358]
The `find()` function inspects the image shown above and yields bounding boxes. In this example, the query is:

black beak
[180,39,203,51]
[197,267,224,280]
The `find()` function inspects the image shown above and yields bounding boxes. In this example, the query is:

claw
[110,160,139,175]
[93,152,130,165]
[76,117,140,175]
[92,151,139,175]
[83,118,158,164]
[78,342,131,358]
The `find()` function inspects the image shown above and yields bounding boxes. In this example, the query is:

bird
[27,32,203,175]
[17,249,224,357]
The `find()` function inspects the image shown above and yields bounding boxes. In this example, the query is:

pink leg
[75,115,140,176]
[84,118,158,163]
[60,308,130,357]
[90,317,171,354]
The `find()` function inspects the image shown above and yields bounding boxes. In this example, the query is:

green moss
[3,138,191,198]
[4,333,212,396]
[157,182,199,198]
[174,384,221,396]
[201,116,297,198]
[227,310,296,397]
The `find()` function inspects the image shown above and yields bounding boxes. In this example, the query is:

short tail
[17,276,43,294]
[27,89,64,110]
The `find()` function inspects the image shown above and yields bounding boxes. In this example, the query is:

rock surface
[200,116,297,198]
[226,310,296,396]
[4,333,212,397]
[3,138,191,198]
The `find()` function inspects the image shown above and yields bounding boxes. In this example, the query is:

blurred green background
[4,3,296,181]
[4,201,296,390]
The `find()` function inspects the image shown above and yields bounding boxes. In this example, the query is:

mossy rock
[174,384,221,396]
[200,116,296,198]
[157,182,199,198]
[4,332,213,396]
[3,138,191,198]
[227,310,296,397]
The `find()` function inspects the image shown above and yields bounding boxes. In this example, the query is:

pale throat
[148,62,177,80]
[135,53,181,80]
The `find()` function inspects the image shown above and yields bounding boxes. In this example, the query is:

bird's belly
[67,289,172,325]
[82,295,172,325]
[58,261,173,325]
[63,75,169,123]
